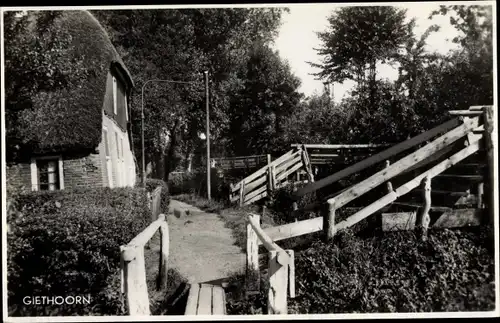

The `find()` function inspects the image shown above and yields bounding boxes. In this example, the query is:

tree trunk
[163,119,181,182]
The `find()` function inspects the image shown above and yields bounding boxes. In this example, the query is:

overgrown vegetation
[224,271,270,315]
[145,178,171,213]
[288,227,495,313]
[4,11,130,160]
[7,187,150,316]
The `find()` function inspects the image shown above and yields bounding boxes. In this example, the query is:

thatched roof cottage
[6,10,137,191]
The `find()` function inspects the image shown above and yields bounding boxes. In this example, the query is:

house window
[103,128,113,188]
[113,76,118,115]
[125,94,129,121]
[31,156,64,191]
[115,132,121,186]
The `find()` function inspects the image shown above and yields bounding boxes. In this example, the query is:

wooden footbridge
[119,106,495,316]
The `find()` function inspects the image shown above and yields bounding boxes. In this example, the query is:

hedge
[145,178,171,214]
[7,187,150,316]
[288,227,495,313]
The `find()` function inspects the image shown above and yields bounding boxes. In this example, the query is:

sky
[272,2,464,102]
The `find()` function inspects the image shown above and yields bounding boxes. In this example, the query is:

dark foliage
[266,182,318,225]
[225,271,271,315]
[7,187,150,316]
[145,178,171,214]
[289,228,495,313]
[5,10,132,160]
[168,168,234,202]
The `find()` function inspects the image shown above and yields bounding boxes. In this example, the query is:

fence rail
[213,154,269,170]
[256,106,494,247]
[246,211,295,314]
[121,186,169,316]
[230,146,314,206]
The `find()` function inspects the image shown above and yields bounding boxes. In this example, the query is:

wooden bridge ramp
[185,283,226,315]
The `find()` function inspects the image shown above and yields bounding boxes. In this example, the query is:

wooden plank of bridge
[212,285,226,315]
[185,284,200,315]
[197,284,213,315]
[294,118,461,198]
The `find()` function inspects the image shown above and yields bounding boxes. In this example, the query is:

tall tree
[310,6,410,91]
[93,8,288,179]
[227,43,303,156]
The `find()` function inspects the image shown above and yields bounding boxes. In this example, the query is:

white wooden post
[417,176,431,241]
[246,213,260,293]
[477,182,484,209]
[267,154,272,192]
[268,250,289,314]
[483,106,495,225]
[323,200,336,241]
[122,246,150,315]
[385,160,393,193]
[240,181,245,207]
[286,250,295,299]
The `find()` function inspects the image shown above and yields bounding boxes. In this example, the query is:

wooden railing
[290,143,390,165]
[246,212,295,314]
[254,106,494,244]
[213,154,269,170]
[120,213,169,315]
[230,146,314,206]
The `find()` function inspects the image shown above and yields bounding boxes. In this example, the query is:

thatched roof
[7,10,133,159]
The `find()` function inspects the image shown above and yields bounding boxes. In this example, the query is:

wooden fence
[290,143,390,165]
[121,187,169,316]
[246,212,295,314]
[213,154,269,170]
[253,106,494,245]
[230,146,314,206]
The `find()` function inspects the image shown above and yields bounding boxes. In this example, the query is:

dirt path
[165,199,246,286]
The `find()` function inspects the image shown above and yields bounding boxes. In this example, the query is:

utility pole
[205,71,211,200]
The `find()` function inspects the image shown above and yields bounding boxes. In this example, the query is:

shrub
[7,187,150,316]
[145,178,171,214]
[169,168,233,202]
[289,228,495,314]
[266,182,318,225]
[225,271,270,315]
[168,172,196,195]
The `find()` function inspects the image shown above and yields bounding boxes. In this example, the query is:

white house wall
[101,111,136,187]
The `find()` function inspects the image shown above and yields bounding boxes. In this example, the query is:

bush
[168,168,233,202]
[145,178,171,214]
[225,271,270,315]
[7,187,150,316]
[288,228,495,313]
[168,172,196,195]
[266,182,318,225]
